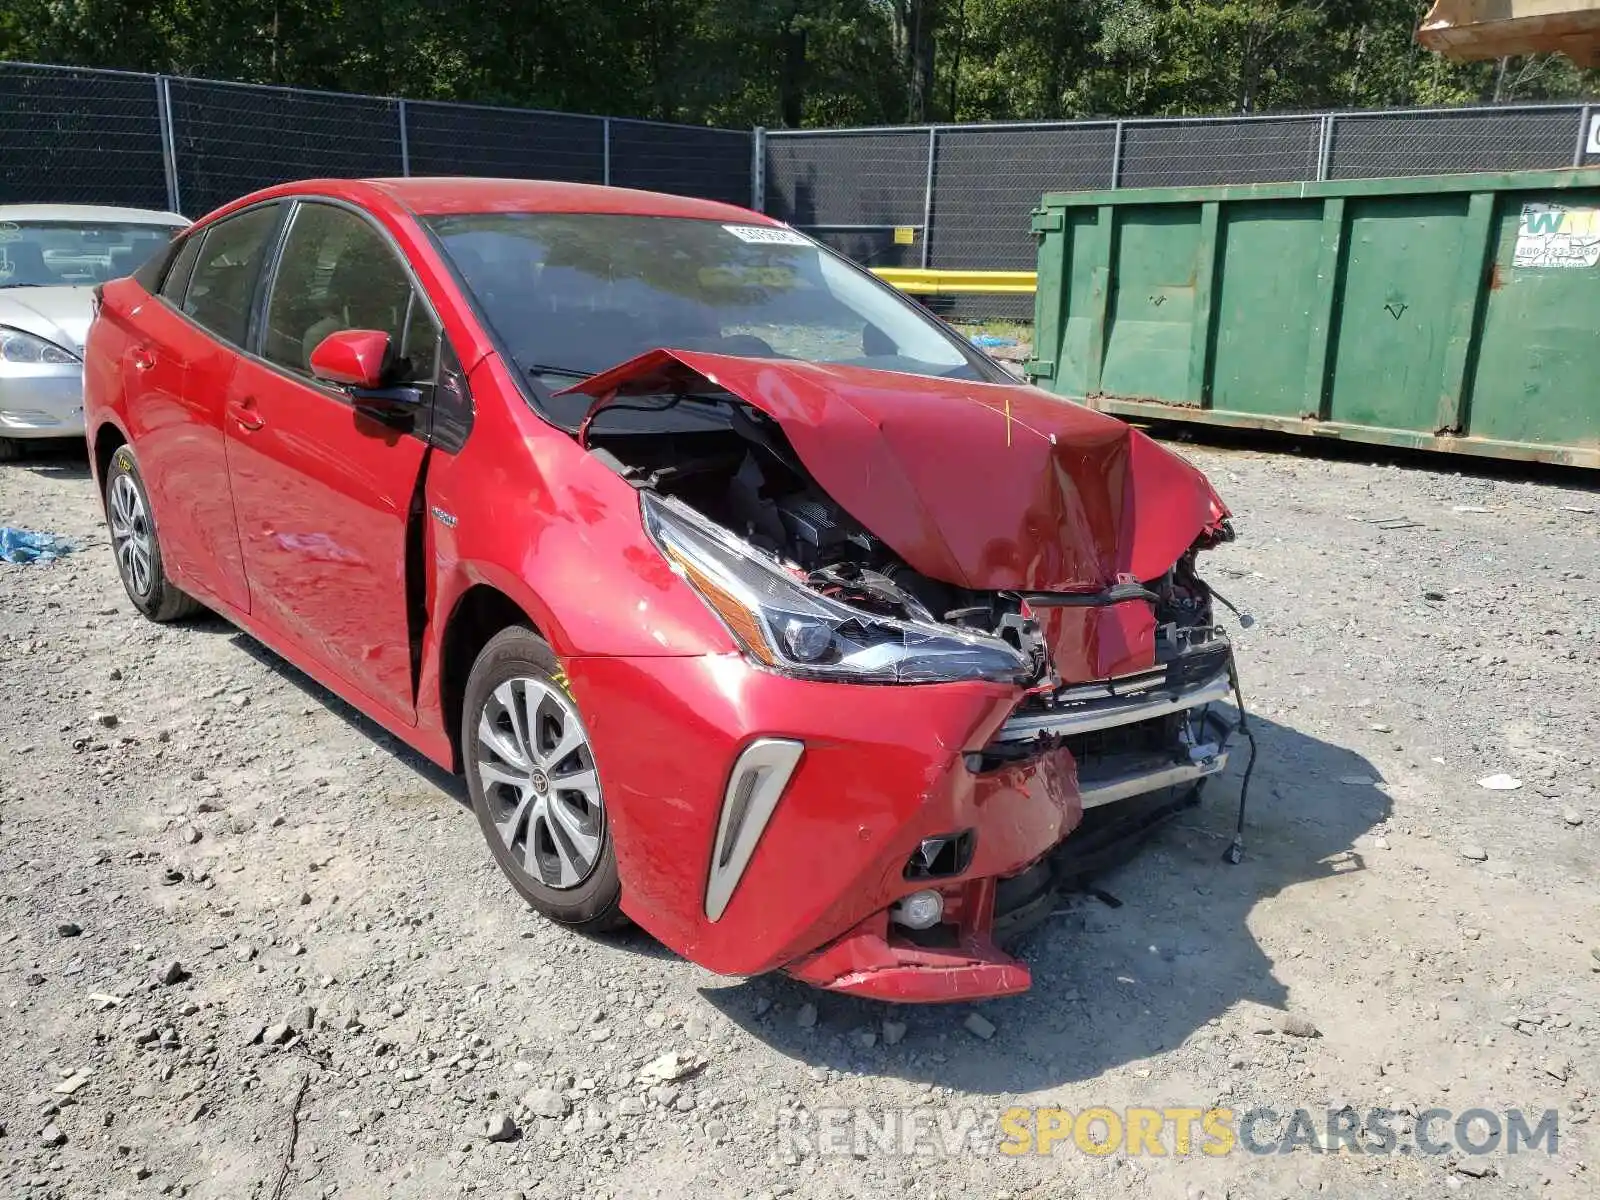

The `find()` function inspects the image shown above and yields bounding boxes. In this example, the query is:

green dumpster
[1027,168,1600,469]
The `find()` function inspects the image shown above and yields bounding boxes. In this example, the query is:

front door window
[262,203,438,383]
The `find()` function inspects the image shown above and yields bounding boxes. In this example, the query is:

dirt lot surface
[1,437,1597,1200]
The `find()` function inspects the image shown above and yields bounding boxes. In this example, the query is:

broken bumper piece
[1079,750,1228,809]
[783,879,1033,1002]
[779,663,1234,1001]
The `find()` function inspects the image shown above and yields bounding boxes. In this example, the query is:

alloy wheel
[475,677,604,890]
[108,472,154,598]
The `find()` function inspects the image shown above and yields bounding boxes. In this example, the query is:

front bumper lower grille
[989,635,1234,808]
[993,665,1232,743]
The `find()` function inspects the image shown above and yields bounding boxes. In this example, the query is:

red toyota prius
[85,178,1241,1002]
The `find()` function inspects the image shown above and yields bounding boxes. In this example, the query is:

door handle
[131,346,155,371]
[228,397,265,432]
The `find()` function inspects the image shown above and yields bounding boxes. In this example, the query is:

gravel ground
[1,437,1596,1200]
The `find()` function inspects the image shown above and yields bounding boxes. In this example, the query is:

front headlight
[642,491,1028,684]
[0,327,78,365]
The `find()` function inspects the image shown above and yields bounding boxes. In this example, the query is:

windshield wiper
[524,363,594,380]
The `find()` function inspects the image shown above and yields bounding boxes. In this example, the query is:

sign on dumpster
[1513,204,1600,268]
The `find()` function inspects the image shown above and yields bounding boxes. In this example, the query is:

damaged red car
[84,178,1241,1002]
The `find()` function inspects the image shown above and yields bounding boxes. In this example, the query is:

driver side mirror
[310,329,392,390]
[310,329,424,421]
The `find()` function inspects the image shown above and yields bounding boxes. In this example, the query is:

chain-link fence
[763,130,932,270]
[168,78,405,217]
[1326,106,1585,177]
[0,63,171,210]
[5,59,1596,326]
[0,60,755,217]
[607,120,752,203]
[765,103,1599,320]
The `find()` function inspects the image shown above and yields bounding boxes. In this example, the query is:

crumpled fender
[562,349,1230,593]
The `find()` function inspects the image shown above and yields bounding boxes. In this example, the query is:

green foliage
[2,0,1595,124]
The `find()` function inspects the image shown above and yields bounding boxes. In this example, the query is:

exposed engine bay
[569,349,1258,972]
[586,396,1233,691]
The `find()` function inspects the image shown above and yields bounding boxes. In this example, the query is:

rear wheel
[0,437,20,462]
[104,445,203,622]
[462,626,626,931]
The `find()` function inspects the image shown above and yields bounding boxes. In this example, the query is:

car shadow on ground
[211,623,469,804]
[195,609,1389,1082]
[5,438,93,482]
[699,710,1389,1091]
[209,620,687,963]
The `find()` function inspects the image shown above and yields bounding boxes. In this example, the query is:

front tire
[463,626,625,931]
[0,436,20,462]
[103,444,203,622]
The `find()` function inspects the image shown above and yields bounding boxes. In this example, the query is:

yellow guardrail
[871,268,1039,296]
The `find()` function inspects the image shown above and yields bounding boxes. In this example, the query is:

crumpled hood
[0,286,93,357]
[564,349,1230,593]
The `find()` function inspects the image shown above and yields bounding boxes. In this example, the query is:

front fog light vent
[890,889,945,930]
[704,738,805,922]
[903,830,975,881]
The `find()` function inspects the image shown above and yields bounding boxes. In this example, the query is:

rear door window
[182,204,281,346]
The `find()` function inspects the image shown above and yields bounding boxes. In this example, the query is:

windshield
[425,213,989,414]
[0,220,183,288]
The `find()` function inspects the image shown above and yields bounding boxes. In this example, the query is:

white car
[0,204,187,459]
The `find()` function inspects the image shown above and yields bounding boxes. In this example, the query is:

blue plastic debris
[969,333,1018,349]
[0,527,74,564]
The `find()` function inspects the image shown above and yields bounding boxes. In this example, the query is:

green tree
[1,0,1595,125]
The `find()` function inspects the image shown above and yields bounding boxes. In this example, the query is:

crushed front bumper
[565,643,1233,1003]
[0,363,85,439]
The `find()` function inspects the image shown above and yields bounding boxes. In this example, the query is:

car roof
[0,204,189,226]
[251,178,778,224]
[365,178,773,222]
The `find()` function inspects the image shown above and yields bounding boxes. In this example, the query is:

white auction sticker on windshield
[723,224,811,246]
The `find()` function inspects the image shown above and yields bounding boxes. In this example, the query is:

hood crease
[563,349,1229,593]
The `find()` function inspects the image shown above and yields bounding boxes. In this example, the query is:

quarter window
[157,234,203,303]
[263,203,438,383]
[400,291,440,382]
[181,205,280,346]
